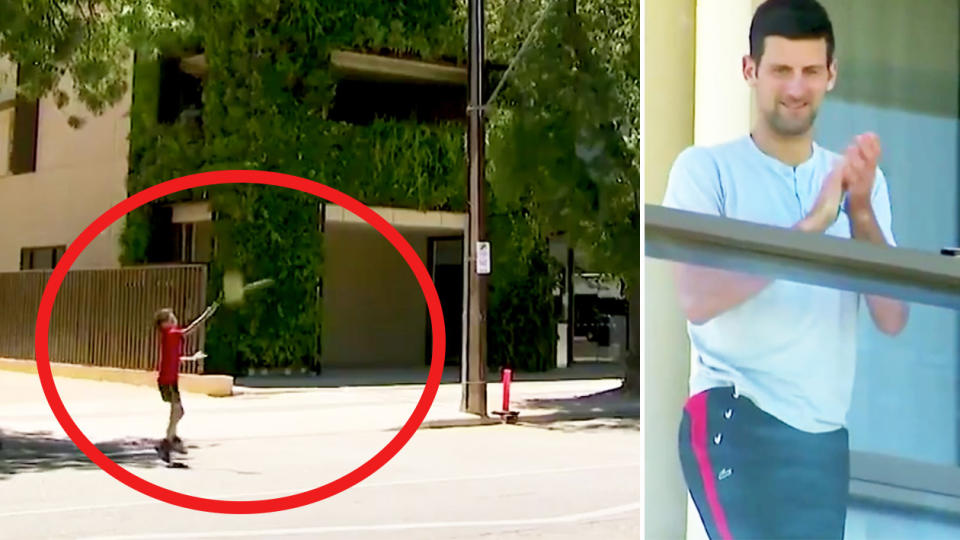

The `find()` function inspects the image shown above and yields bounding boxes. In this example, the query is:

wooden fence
[0,265,207,374]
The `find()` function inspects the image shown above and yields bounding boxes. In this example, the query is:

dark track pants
[678,387,849,540]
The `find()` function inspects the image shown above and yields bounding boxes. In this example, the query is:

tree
[485,0,641,393]
[0,0,187,117]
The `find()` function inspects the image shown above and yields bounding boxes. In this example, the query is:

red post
[494,368,518,423]
[502,368,512,412]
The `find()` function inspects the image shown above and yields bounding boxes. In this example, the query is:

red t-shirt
[157,327,184,385]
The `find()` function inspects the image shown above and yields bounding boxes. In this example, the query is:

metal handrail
[645,204,960,309]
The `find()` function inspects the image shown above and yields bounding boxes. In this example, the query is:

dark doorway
[426,236,463,365]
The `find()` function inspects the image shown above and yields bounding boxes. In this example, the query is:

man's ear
[827,60,838,92]
[742,54,757,86]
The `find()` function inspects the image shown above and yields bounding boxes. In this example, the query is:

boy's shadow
[0,430,264,476]
[0,429,166,479]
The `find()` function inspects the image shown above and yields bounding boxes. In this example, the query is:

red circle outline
[34,170,446,514]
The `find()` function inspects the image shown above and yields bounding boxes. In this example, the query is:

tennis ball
[223,270,244,306]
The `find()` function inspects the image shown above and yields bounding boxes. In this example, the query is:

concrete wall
[693,0,754,147]
[646,2,764,538]
[321,224,433,369]
[644,1,696,539]
[0,67,130,272]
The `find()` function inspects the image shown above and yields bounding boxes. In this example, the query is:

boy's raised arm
[181,301,220,335]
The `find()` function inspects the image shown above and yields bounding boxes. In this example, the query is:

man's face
[743,36,837,137]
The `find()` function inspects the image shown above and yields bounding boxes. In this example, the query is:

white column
[689,2,757,539]
[645,1,758,539]
[643,1,696,539]
[556,323,568,368]
[694,0,755,147]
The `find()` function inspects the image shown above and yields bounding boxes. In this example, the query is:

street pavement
[0,370,641,539]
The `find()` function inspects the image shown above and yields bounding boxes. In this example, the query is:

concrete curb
[417,406,641,429]
[0,358,234,397]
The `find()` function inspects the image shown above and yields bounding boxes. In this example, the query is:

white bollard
[556,323,568,369]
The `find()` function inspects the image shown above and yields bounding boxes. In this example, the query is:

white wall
[0,69,130,272]
[693,0,753,147]
[645,1,696,538]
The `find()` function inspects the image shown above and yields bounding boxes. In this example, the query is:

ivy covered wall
[123,0,561,374]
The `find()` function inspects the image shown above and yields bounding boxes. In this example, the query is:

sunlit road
[1,371,641,539]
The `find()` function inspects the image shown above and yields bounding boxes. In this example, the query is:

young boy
[153,302,218,463]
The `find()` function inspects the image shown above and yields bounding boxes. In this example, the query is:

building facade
[0,58,129,272]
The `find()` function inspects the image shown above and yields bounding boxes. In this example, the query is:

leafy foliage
[486,0,641,281]
[0,0,188,114]
[203,186,323,374]
[485,0,640,383]
[488,210,561,371]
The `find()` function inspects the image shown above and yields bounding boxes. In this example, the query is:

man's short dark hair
[750,0,835,64]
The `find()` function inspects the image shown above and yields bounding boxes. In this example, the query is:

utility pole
[462,0,488,416]
[566,0,577,368]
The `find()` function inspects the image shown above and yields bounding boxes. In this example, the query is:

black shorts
[678,387,849,540]
[158,383,181,404]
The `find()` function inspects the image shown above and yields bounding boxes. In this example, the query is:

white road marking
[0,462,641,518]
[80,502,643,539]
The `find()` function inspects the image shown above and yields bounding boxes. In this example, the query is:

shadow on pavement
[522,416,641,432]
[235,362,624,390]
[515,386,641,431]
[0,429,164,479]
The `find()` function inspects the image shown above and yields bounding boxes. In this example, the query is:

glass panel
[846,507,960,539]
[818,0,960,255]
[814,0,960,472]
[850,301,957,464]
[648,249,960,462]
